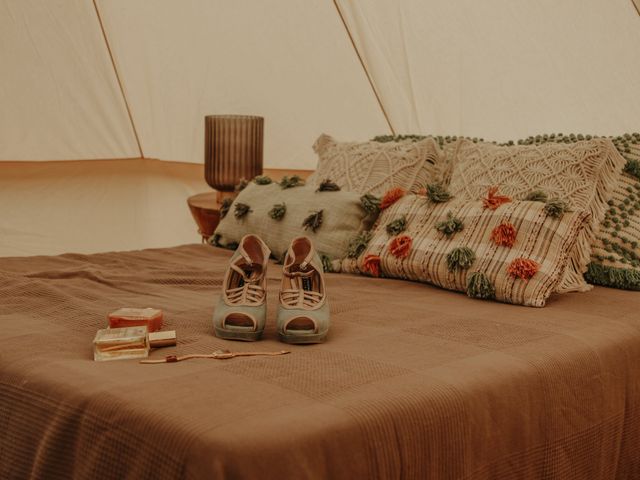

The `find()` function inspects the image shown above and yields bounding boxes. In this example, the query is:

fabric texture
[374,132,640,291]
[307,134,442,195]
[213,181,376,262]
[513,134,640,291]
[449,138,625,293]
[1,244,640,479]
[346,194,590,307]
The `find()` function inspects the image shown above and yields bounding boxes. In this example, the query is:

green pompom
[360,194,381,216]
[234,178,249,193]
[446,247,476,272]
[316,179,341,192]
[347,231,372,259]
[525,190,548,202]
[302,210,323,232]
[209,234,238,251]
[435,212,464,236]
[544,198,569,218]
[386,216,407,236]
[279,175,305,189]
[234,202,252,219]
[320,254,333,273]
[624,160,640,180]
[426,183,452,203]
[466,272,496,300]
[254,175,272,185]
[219,198,233,219]
[268,203,286,220]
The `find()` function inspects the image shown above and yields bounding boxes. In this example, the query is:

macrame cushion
[449,138,626,293]
[212,181,377,263]
[307,134,443,196]
[349,194,590,307]
[512,134,640,291]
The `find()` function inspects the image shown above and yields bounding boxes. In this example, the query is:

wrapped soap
[108,307,163,332]
[93,326,150,362]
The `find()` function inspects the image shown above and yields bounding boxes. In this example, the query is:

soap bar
[94,326,149,362]
[108,307,163,332]
[149,330,177,348]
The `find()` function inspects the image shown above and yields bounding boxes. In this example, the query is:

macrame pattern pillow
[211,177,378,266]
[448,138,625,293]
[348,191,590,307]
[513,133,640,291]
[307,134,443,196]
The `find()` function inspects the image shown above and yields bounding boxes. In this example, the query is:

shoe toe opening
[285,317,316,333]
[224,313,256,330]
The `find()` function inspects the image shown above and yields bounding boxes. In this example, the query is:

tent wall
[84,0,390,168]
[0,0,139,160]
[337,0,640,140]
[0,160,208,257]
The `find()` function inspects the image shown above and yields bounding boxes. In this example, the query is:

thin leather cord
[332,0,396,136]
[92,0,145,159]
[632,0,640,17]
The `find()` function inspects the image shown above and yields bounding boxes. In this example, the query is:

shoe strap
[226,263,265,305]
[280,268,323,309]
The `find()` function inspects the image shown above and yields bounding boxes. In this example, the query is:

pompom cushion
[307,134,443,196]
[449,138,625,293]
[347,192,590,307]
[374,132,640,291]
[513,134,640,291]
[212,179,377,263]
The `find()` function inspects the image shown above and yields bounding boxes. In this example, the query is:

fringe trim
[585,263,640,291]
[556,140,626,293]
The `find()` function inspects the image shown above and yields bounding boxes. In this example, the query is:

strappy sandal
[213,235,270,341]
[277,236,330,344]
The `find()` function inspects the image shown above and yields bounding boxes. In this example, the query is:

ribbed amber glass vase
[204,115,264,192]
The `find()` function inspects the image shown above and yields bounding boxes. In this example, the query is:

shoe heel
[214,326,263,342]
[278,331,327,344]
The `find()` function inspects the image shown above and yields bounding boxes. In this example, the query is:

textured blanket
[1,244,639,479]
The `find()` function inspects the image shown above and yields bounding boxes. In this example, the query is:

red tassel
[483,186,512,210]
[380,187,406,210]
[490,222,517,247]
[389,235,412,259]
[507,258,540,281]
[362,255,381,277]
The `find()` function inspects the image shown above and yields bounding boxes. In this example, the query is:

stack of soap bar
[94,326,150,362]
[108,307,163,332]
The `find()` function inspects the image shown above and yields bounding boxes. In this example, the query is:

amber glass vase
[204,115,264,195]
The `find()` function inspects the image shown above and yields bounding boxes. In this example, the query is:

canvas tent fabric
[336,0,640,140]
[0,0,139,161]
[2,1,640,257]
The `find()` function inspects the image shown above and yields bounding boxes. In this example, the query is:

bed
[1,244,639,479]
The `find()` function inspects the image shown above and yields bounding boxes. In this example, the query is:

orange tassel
[380,187,406,210]
[507,257,540,281]
[490,222,517,247]
[362,255,381,277]
[483,186,512,210]
[389,235,412,259]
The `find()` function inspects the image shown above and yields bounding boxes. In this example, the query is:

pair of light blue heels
[213,235,330,344]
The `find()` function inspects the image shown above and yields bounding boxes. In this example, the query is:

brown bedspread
[1,244,639,479]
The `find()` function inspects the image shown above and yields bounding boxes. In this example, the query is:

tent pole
[92,0,145,159]
[332,1,396,136]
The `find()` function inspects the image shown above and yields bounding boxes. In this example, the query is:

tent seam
[332,0,396,136]
[92,0,145,159]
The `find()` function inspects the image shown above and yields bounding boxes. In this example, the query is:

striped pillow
[347,192,590,307]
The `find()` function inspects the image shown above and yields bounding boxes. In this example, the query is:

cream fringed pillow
[346,193,590,307]
[212,179,377,264]
[449,138,626,293]
[307,134,443,196]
